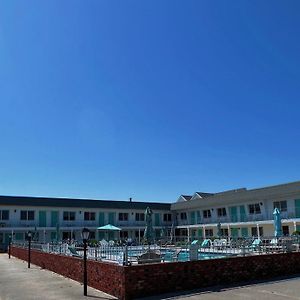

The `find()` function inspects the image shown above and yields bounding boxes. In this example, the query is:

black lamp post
[8,235,12,259]
[81,228,90,296]
[27,231,32,268]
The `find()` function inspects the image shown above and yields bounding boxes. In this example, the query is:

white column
[187,227,190,242]
[294,221,297,232]
[257,223,260,239]
[203,226,206,239]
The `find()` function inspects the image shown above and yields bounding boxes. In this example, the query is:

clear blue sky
[0,1,300,202]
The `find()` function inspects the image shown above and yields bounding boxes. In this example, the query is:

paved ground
[0,254,116,300]
[140,275,300,300]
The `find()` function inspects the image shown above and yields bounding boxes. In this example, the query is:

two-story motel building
[1,181,300,250]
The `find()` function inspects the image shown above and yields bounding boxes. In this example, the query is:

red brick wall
[11,246,300,300]
[11,246,125,299]
[123,252,300,299]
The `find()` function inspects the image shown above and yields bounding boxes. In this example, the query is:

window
[220,228,229,237]
[251,226,263,237]
[205,229,213,237]
[118,213,128,221]
[0,210,9,220]
[203,210,211,218]
[273,201,287,212]
[84,212,95,221]
[135,213,145,222]
[20,210,35,221]
[248,203,261,214]
[282,226,289,236]
[180,212,187,220]
[163,213,172,222]
[63,211,75,221]
[217,207,227,217]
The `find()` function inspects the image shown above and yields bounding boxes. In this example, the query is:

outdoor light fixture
[81,227,90,241]
[8,235,12,259]
[81,228,90,296]
[27,231,32,269]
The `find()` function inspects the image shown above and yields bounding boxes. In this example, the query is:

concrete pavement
[140,275,300,300]
[0,254,116,300]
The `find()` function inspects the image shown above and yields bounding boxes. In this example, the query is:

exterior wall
[11,245,300,300]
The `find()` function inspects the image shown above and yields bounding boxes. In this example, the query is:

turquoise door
[108,212,115,225]
[39,211,47,227]
[295,200,300,218]
[98,231,105,240]
[108,231,114,240]
[197,228,203,238]
[51,211,59,227]
[231,228,239,237]
[15,232,24,241]
[229,207,238,222]
[239,205,246,222]
[154,213,160,226]
[196,211,201,224]
[190,212,195,225]
[241,227,248,237]
[99,212,105,226]
[50,232,56,241]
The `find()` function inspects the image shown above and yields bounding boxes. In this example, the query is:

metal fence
[11,235,300,265]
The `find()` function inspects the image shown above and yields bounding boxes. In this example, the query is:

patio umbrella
[97,224,121,241]
[144,207,154,244]
[217,222,222,238]
[273,208,282,237]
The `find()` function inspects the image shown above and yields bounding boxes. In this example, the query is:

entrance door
[229,207,238,222]
[39,211,47,227]
[295,200,300,218]
[51,211,59,227]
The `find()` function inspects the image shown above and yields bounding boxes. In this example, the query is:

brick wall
[11,246,300,300]
[123,253,300,299]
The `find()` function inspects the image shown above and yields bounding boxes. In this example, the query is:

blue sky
[0,1,300,202]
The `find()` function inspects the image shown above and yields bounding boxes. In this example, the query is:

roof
[0,195,171,210]
[195,192,214,198]
[181,195,192,201]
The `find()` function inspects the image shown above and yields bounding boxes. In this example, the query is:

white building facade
[172,181,300,240]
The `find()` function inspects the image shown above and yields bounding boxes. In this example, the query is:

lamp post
[81,228,90,296]
[27,231,32,269]
[8,235,12,259]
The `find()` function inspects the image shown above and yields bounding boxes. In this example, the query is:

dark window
[0,210,9,220]
[220,228,229,237]
[203,210,211,218]
[63,211,76,221]
[135,213,145,221]
[273,201,287,212]
[84,212,95,221]
[249,203,261,214]
[118,213,128,221]
[205,229,213,237]
[180,212,187,220]
[251,226,263,237]
[20,210,35,221]
[163,214,172,222]
[282,226,289,236]
[217,207,227,217]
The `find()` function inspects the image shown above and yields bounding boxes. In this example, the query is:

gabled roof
[0,195,171,210]
[195,192,214,198]
[181,195,193,201]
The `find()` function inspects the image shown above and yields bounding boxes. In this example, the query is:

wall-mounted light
[260,203,263,206]
[14,210,17,213]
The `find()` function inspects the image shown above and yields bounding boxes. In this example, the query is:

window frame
[20,210,35,221]
[217,207,227,217]
[248,203,261,214]
[203,210,211,219]
[63,211,76,221]
[273,201,287,212]
[84,212,96,221]
[0,210,9,220]
[118,212,128,221]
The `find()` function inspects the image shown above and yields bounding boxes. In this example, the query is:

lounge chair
[201,239,212,248]
[177,251,189,262]
[163,251,176,262]
[250,238,262,251]
[68,246,82,257]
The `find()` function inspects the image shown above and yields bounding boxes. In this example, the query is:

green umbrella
[144,207,154,244]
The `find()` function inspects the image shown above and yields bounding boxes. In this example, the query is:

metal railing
[11,235,300,266]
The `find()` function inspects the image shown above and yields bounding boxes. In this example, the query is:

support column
[257,223,260,239]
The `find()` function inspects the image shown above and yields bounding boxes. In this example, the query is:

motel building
[1,180,300,250]
[172,181,300,240]
[0,197,172,250]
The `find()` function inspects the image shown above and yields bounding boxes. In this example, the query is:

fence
[11,235,300,265]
